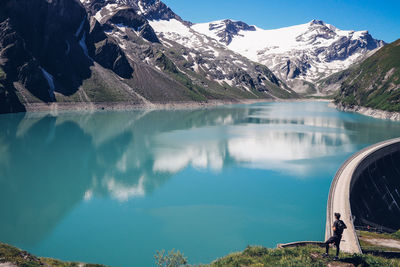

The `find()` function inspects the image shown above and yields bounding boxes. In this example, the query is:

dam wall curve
[326,138,400,254]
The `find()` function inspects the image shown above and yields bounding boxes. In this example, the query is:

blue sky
[163,0,400,43]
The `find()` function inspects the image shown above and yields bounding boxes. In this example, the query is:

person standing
[323,212,347,260]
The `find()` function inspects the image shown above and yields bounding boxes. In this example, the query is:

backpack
[336,220,346,235]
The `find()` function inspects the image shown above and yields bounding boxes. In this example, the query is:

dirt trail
[361,237,400,250]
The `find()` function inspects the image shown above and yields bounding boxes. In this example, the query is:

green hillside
[205,245,400,267]
[334,39,400,112]
[0,242,104,267]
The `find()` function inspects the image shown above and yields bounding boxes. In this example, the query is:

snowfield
[192,19,384,84]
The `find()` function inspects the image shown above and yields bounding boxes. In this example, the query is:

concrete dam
[350,140,400,233]
[326,138,400,253]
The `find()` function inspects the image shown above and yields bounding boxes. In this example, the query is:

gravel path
[361,238,400,250]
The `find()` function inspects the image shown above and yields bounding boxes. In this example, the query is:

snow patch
[94,4,122,23]
[119,42,127,50]
[150,19,192,38]
[138,0,146,14]
[218,78,233,86]
[161,39,174,48]
[94,10,104,22]
[115,23,142,33]
[191,20,382,83]
[189,52,197,60]
[150,19,212,51]
[193,61,199,73]
[144,56,151,64]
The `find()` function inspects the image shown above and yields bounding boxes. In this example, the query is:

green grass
[203,245,400,267]
[3,241,400,267]
[80,71,129,102]
[0,242,105,267]
[155,52,211,101]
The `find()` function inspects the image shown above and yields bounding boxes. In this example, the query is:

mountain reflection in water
[0,102,400,266]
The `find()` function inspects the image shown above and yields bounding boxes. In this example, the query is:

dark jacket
[333,219,347,236]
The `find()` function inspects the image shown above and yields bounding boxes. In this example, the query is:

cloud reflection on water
[227,128,353,174]
[0,104,358,206]
[1,102,400,246]
[150,110,354,176]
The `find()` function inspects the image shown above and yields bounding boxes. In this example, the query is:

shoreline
[332,103,400,121]
[22,99,268,113]
[13,98,400,122]
[16,98,331,115]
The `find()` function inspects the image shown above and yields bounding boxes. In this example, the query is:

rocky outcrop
[107,8,159,43]
[335,103,400,121]
[82,0,297,99]
[0,0,299,114]
[254,64,281,87]
[0,0,193,114]
[0,67,25,113]
[133,0,185,22]
[88,17,108,44]
[208,19,256,45]
[93,38,133,78]
[0,0,93,103]
[85,0,188,24]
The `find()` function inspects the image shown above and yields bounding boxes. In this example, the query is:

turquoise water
[1,101,400,266]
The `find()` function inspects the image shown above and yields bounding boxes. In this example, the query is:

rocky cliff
[0,0,296,114]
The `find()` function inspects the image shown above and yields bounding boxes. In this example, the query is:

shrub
[154,249,188,267]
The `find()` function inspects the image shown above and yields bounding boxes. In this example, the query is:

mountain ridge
[0,0,298,114]
[0,0,388,114]
[334,38,400,112]
[192,19,385,94]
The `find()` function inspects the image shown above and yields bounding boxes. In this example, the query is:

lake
[0,101,399,266]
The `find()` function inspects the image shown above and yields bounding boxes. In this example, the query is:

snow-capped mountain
[0,0,299,114]
[88,0,383,95]
[192,19,385,93]
[81,0,296,98]
[0,0,385,114]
